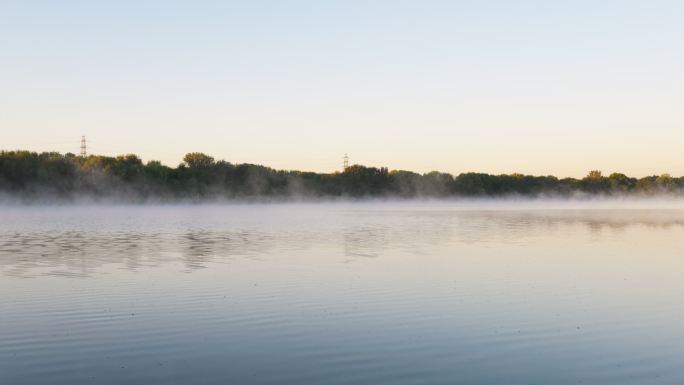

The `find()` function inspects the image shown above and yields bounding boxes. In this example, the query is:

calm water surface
[2,202,684,384]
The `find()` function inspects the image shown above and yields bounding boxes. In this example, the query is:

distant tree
[388,170,421,197]
[183,152,215,169]
[608,173,635,193]
[636,176,657,194]
[113,154,143,181]
[582,170,609,193]
[656,174,674,191]
[454,173,488,196]
[421,171,454,196]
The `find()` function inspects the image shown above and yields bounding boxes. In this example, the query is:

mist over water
[2,201,684,384]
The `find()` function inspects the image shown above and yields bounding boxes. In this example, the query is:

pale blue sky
[2,1,683,177]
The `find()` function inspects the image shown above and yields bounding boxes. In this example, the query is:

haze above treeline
[1,150,683,202]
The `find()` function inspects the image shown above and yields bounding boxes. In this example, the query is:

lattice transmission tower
[80,136,87,157]
[343,153,349,171]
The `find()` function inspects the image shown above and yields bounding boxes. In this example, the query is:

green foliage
[1,150,683,201]
[581,170,610,193]
[183,152,215,169]
[608,173,635,192]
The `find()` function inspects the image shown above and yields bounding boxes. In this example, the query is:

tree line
[1,150,682,201]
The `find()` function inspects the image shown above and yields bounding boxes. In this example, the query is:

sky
[1,0,683,177]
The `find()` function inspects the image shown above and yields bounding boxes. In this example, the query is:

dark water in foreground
[2,202,684,385]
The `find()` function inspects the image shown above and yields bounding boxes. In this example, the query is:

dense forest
[1,150,683,202]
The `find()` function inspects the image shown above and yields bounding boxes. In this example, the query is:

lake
[2,202,684,384]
